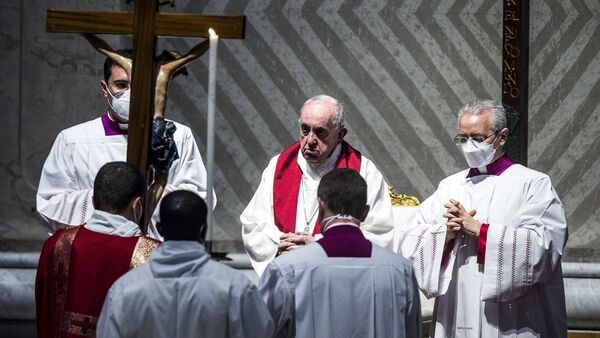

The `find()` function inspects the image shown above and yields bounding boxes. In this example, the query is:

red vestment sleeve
[35,232,60,338]
[441,239,454,267]
[477,223,490,264]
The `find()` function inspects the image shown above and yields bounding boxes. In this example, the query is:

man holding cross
[400,100,568,337]
[36,51,211,239]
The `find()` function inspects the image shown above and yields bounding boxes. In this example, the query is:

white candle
[206,28,218,248]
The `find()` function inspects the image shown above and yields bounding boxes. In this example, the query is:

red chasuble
[273,141,361,235]
[36,226,160,338]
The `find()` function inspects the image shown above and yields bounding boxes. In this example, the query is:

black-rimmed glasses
[453,132,497,145]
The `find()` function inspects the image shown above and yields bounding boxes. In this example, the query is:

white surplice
[241,144,394,275]
[97,241,274,338]
[400,164,568,337]
[36,116,213,239]
[259,242,421,338]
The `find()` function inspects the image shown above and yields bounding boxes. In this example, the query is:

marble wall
[1,0,599,261]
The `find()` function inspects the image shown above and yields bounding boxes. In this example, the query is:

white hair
[299,94,344,129]
[457,100,507,131]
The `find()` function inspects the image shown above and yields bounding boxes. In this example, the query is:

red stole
[36,226,160,338]
[273,141,361,235]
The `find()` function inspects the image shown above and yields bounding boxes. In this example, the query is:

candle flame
[209,28,216,37]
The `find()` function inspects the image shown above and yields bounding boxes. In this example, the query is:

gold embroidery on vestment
[129,237,160,269]
[52,227,79,337]
[61,311,97,337]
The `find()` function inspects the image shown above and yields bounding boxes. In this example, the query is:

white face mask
[107,89,130,121]
[458,134,499,168]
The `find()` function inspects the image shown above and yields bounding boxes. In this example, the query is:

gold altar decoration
[388,185,420,207]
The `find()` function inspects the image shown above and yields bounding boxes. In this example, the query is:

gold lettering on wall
[502,1,521,99]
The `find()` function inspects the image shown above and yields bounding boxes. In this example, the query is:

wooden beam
[127,1,157,178]
[47,10,245,39]
[155,14,245,38]
[46,10,133,34]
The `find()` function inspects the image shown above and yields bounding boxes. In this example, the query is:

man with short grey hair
[242,94,394,275]
[299,94,345,129]
[401,99,568,337]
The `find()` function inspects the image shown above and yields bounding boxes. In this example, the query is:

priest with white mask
[241,94,394,275]
[36,49,211,239]
[400,100,568,337]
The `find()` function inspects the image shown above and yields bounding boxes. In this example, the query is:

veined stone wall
[1,0,598,261]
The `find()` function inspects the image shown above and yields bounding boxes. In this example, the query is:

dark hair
[317,168,367,219]
[103,49,132,82]
[93,161,144,213]
[159,190,207,241]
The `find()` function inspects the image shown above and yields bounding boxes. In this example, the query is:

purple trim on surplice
[101,113,127,136]
[317,224,372,258]
[467,152,514,178]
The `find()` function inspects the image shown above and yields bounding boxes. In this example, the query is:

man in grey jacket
[98,190,274,338]
[259,168,421,338]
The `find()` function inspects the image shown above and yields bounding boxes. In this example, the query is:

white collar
[297,143,342,180]
[323,221,360,233]
[84,210,142,237]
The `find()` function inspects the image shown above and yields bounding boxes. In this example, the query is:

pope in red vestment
[241,95,394,275]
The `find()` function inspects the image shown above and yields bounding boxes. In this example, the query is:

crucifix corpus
[501,0,529,165]
[46,2,245,242]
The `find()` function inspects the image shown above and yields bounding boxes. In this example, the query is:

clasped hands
[277,232,315,255]
[443,199,481,243]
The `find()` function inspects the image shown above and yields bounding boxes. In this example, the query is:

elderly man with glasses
[37,50,210,239]
[400,100,568,338]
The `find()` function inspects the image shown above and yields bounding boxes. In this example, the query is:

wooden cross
[46,2,245,178]
[501,0,529,165]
